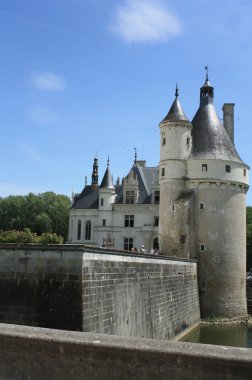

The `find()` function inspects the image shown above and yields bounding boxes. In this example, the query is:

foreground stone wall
[0,244,83,331]
[0,245,200,339]
[0,324,251,380]
[82,253,200,339]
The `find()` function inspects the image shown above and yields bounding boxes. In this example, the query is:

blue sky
[1,0,252,204]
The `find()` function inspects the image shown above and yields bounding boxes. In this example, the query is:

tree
[0,192,71,241]
[247,207,252,271]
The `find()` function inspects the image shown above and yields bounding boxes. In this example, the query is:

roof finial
[205,65,209,81]
[107,156,110,168]
[134,147,137,164]
[175,83,179,98]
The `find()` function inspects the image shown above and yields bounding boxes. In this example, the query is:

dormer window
[126,190,134,204]
[202,164,207,172]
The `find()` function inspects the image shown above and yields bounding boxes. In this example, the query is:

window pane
[125,215,134,227]
[154,191,160,204]
[126,191,134,204]
[124,238,134,251]
[85,220,91,240]
[77,220,81,240]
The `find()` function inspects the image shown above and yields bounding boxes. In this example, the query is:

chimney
[222,103,235,143]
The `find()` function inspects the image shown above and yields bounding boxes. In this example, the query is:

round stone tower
[159,86,193,257]
[187,76,250,318]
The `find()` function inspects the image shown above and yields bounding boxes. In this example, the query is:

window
[85,220,91,240]
[153,237,159,250]
[172,204,175,212]
[102,219,106,226]
[161,167,165,176]
[154,191,160,204]
[162,137,166,146]
[170,230,175,238]
[200,244,206,252]
[199,203,205,210]
[244,169,246,176]
[124,238,134,251]
[180,234,186,244]
[186,137,190,146]
[125,215,134,227]
[126,191,134,204]
[202,164,207,172]
[101,198,104,206]
[77,220,81,240]
[225,165,231,173]
[154,216,159,226]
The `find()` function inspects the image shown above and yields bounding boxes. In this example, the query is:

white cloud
[17,142,42,161]
[110,0,183,43]
[31,71,65,91]
[29,105,59,125]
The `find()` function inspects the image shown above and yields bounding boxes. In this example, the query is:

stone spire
[91,156,98,190]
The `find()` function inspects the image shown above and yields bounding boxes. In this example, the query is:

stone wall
[0,324,251,380]
[0,245,200,339]
[82,253,200,339]
[0,244,83,331]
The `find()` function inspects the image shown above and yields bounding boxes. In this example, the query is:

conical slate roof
[160,96,189,123]
[190,80,243,163]
[100,166,115,189]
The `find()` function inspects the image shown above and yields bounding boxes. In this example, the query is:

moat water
[180,324,252,348]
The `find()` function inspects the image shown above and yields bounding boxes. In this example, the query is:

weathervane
[134,147,137,164]
[175,83,179,97]
[205,65,209,81]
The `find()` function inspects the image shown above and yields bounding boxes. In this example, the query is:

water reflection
[180,324,252,348]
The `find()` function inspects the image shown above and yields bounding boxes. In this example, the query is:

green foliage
[39,232,63,244]
[0,192,71,241]
[247,207,252,271]
[247,207,252,224]
[0,229,63,244]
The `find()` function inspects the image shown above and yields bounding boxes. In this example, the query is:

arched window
[77,220,81,240]
[85,220,91,240]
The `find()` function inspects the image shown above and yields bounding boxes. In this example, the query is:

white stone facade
[68,162,159,252]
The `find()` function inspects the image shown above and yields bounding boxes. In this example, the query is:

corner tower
[99,158,116,211]
[159,86,193,257]
[187,74,250,318]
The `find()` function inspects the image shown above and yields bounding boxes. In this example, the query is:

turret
[99,158,116,211]
[159,85,193,257]
[187,70,249,318]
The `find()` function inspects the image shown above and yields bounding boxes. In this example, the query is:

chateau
[68,156,160,252]
[68,72,249,317]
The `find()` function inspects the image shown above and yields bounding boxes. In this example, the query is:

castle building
[68,72,249,318]
[159,74,249,318]
[68,157,160,252]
